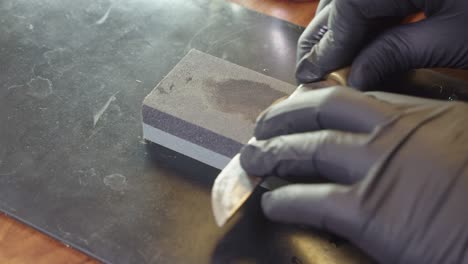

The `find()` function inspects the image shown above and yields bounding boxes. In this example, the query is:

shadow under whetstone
[145,141,218,189]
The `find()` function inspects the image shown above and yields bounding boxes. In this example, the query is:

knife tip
[212,200,228,227]
[215,216,227,227]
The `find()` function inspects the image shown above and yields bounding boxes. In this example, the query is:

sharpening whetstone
[142,49,296,169]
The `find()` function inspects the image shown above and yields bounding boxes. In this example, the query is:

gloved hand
[296,0,468,90]
[240,86,468,264]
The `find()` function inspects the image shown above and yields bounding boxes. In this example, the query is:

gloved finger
[316,0,333,15]
[254,87,396,140]
[296,0,416,83]
[348,18,468,90]
[297,5,330,62]
[261,184,361,239]
[240,130,374,184]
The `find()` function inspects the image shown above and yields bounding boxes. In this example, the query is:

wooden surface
[0,214,97,263]
[230,0,317,27]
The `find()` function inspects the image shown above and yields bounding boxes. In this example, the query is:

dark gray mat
[0,0,371,263]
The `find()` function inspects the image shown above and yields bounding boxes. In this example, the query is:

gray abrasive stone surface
[143,49,296,169]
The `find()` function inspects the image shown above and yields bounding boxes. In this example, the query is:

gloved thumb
[261,184,361,238]
[348,18,468,90]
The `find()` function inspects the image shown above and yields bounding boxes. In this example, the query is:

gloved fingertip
[296,58,325,84]
[261,191,273,207]
[260,187,307,224]
[347,25,422,91]
[253,116,270,140]
[261,191,277,219]
[347,62,376,91]
[239,143,268,177]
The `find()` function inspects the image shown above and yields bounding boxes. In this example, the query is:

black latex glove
[240,87,468,263]
[296,0,468,90]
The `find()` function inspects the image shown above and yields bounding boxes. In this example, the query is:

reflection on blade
[211,153,261,227]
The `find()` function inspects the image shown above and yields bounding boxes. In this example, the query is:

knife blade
[212,152,261,227]
[211,69,349,227]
